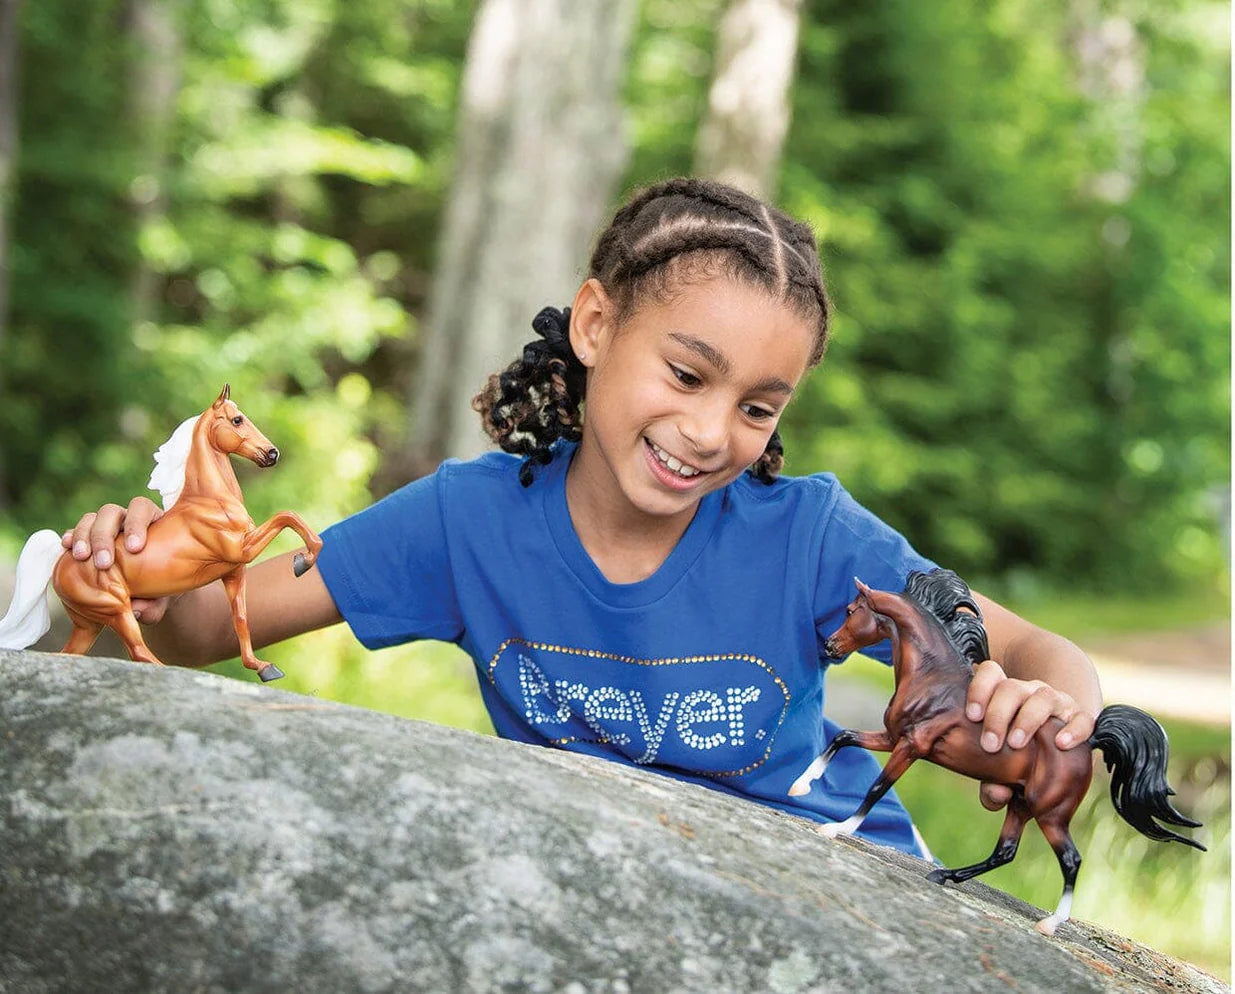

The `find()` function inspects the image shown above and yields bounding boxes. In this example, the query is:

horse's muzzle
[257,447,280,467]
[823,636,845,659]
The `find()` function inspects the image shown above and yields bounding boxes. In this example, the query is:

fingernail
[1058,732,1073,748]
[133,609,142,621]
[982,732,999,752]
[126,535,141,552]
[94,550,112,569]
[966,703,982,721]
[73,541,89,558]
[1009,729,1026,748]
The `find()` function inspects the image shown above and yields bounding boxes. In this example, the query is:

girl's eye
[669,365,701,387]
[741,403,776,421]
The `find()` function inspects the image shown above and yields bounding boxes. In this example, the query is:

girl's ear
[569,277,612,368]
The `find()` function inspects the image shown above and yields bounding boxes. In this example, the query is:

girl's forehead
[624,277,815,372]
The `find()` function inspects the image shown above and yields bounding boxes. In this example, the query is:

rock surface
[0,650,1227,994]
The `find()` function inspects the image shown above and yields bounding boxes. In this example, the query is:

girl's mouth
[644,438,708,490]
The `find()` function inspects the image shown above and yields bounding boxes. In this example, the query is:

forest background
[0,0,1230,980]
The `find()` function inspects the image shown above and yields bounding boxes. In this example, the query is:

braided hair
[473,177,832,486]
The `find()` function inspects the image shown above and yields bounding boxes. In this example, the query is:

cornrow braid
[476,177,833,485]
[472,306,586,486]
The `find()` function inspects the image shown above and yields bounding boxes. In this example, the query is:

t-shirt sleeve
[811,478,936,666]
[315,470,465,649]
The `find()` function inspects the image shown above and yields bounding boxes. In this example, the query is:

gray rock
[0,650,1226,994]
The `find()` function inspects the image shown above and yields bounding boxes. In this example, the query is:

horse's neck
[180,424,242,503]
[868,591,942,682]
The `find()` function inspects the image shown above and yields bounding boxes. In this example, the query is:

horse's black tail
[1088,704,1206,851]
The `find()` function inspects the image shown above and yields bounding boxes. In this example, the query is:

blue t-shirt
[316,444,936,854]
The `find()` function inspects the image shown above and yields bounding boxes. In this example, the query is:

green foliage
[769,0,1229,591]
[3,0,475,531]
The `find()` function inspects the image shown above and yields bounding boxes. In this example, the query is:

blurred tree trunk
[694,0,803,200]
[0,0,21,347]
[126,0,183,325]
[404,0,636,471]
[0,0,22,506]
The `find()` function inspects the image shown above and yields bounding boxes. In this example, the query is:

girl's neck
[564,446,698,585]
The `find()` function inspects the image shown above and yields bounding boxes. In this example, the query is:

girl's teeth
[650,441,699,478]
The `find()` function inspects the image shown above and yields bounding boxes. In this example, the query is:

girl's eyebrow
[668,331,793,395]
[668,331,730,373]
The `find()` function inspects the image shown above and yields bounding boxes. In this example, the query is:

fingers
[969,660,1080,753]
[61,497,162,569]
[1055,709,1095,751]
[980,782,1013,812]
[118,497,161,553]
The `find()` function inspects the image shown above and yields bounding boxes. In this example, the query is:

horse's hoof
[1034,916,1061,937]
[926,868,951,886]
[258,663,284,682]
[293,553,313,577]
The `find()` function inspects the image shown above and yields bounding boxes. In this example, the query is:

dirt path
[1080,622,1230,727]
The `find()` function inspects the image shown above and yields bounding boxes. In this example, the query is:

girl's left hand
[965,659,1097,810]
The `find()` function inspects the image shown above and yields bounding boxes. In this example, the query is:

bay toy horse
[788,569,1205,936]
[0,384,323,683]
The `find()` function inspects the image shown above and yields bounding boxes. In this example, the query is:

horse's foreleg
[789,729,893,797]
[927,796,1030,886]
[817,737,917,839]
[221,568,283,683]
[241,512,324,577]
[1034,816,1082,936]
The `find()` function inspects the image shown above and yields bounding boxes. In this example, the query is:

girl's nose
[678,414,727,457]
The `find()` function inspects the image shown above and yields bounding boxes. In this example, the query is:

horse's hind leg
[927,796,1030,885]
[1034,816,1082,936]
[61,612,103,656]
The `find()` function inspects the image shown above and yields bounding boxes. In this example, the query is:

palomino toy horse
[0,385,322,682]
[789,570,1204,936]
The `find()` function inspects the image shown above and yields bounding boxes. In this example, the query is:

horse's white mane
[147,415,201,510]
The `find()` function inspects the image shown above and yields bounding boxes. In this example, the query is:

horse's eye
[232,416,244,426]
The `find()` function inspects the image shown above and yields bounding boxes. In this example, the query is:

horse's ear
[854,577,872,596]
[214,383,230,407]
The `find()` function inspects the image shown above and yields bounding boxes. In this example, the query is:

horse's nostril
[267,447,279,465]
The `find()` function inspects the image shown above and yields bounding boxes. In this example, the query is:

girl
[64,177,1101,855]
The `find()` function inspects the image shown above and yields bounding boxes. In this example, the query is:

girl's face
[569,275,816,524]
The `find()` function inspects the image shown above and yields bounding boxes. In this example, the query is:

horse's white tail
[0,530,64,649]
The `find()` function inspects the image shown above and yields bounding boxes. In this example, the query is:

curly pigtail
[472,306,586,486]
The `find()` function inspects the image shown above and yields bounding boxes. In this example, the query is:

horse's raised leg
[789,729,893,796]
[220,567,283,682]
[818,737,918,839]
[1034,817,1082,936]
[927,796,1031,885]
[240,512,323,577]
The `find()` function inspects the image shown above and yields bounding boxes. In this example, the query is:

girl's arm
[968,591,1103,752]
[63,497,342,666]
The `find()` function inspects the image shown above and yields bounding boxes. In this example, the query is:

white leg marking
[817,812,866,838]
[1035,887,1074,936]
[788,753,827,797]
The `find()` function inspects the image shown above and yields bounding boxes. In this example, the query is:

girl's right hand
[61,496,170,623]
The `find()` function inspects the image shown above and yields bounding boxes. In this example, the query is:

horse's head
[208,384,280,468]
[823,578,890,659]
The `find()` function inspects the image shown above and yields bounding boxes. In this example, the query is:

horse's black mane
[902,569,990,666]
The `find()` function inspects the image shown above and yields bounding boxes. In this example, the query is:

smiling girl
[64,177,1101,855]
